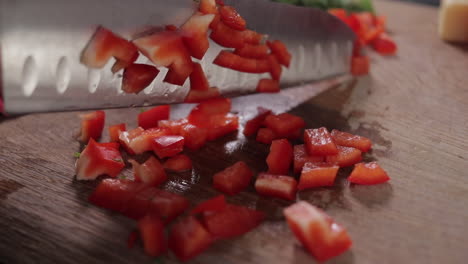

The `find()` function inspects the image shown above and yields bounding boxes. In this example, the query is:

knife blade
[0,0,354,114]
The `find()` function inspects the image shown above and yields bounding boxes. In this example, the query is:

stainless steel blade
[0,0,354,114]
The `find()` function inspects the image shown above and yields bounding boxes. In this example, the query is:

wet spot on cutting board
[0,179,25,201]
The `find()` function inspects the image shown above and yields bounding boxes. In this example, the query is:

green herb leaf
[140,108,146,113]
[119,175,127,180]
[73,152,81,158]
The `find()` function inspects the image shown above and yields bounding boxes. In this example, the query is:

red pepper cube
[190,195,227,215]
[210,22,245,49]
[351,55,370,76]
[138,105,170,130]
[243,107,272,137]
[189,62,210,91]
[266,139,293,175]
[118,127,144,155]
[78,110,105,143]
[298,163,339,190]
[213,50,270,73]
[184,86,221,103]
[325,146,362,167]
[169,216,213,262]
[256,79,280,93]
[348,162,390,185]
[180,124,208,150]
[108,123,126,142]
[163,154,193,172]
[213,161,253,195]
[206,113,239,141]
[138,214,167,257]
[372,34,397,55]
[234,44,269,59]
[127,230,138,249]
[199,0,217,14]
[242,29,263,45]
[330,129,372,152]
[181,12,215,59]
[123,187,160,220]
[219,5,246,31]
[304,127,339,156]
[129,156,167,187]
[268,55,282,81]
[264,113,305,138]
[293,144,324,174]
[283,201,352,262]
[201,204,265,239]
[152,135,185,158]
[148,189,190,223]
[266,40,291,68]
[75,139,125,180]
[126,127,171,155]
[188,97,232,126]
[256,127,277,144]
[158,118,188,135]
[122,64,159,94]
[255,173,297,201]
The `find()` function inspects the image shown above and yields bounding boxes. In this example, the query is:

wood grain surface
[1,1,468,263]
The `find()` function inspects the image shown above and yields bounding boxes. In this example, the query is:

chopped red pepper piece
[268,55,282,81]
[326,146,362,167]
[169,216,213,262]
[78,110,105,143]
[298,163,339,190]
[122,64,159,94]
[152,135,185,158]
[158,118,188,135]
[165,24,178,31]
[184,87,221,103]
[304,127,339,156]
[256,79,280,93]
[76,139,124,180]
[267,40,291,68]
[256,127,277,144]
[293,144,324,174]
[213,51,270,73]
[129,156,167,187]
[234,44,269,59]
[199,0,218,14]
[242,29,263,45]
[189,62,210,91]
[351,55,370,76]
[206,113,239,141]
[127,230,138,249]
[179,124,208,150]
[331,129,372,152]
[283,201,352,262]
[348,162,390,185]
[190,195,227,215]
[219,5,246,31]
[181,12,215,59]
[266,139,293,175]
[210,22,246,48]
[255,173,297,201]
[138,214,166,257]
[372,33,397,55]
[163,154,193,172]
[124,127,171,155]
[213,161,253,195]
[264,113,305,138]
[188,97,232,126]
[108,123,126,142]
[118,127,145,155]
[138,105,170,130]
[243,107,272,137]
[202,204,265,239]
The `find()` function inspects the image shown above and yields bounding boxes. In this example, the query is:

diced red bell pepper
[268,55,282,81]
[199,0,218,14]
[213,161,253,195]
[267,40,291,68]
[209,13,221,30]
[179,124,208,150]
[293,144,324,174]
[213,51,270,73]
[283,201,352,262]
[266,139,293,175]
[152,135,185,158]
[256,127,277,144]
[132,188,189,222]
[286,127,303,140]
[242,30,263,45]
[190,195,227,215]
[118,127,144,155]
[165,24,178,31]
[243,107,272,137]
[331,129,372,152]
[298,163,339,190]
[325,146,362,167]
[158,118,188,135]
[206,113,239,141]
[78,110,105,143]
[189,62,210,91]
[163,154,193,172]
[138,105,170,130]
[76,139,125,180]
[351,55,370,76]
[127,230,138,249]
[169,216,213,262]
[202,204,265,239]
[184,87,221,103]
[129,156,167,187]
[81,26,138,69]
[108,123,126,142]
[219,5,246,31]
[138,214,167,257]
[125,127,171,155]
[372,33,397,55]
[256,79,280,93]
[122,64,159,94]
[328,8,347,21]
[181,12,215,59]
[255,173,297,201]
[210,21,245,48]
[348,162,390,185]
[304,127,339,156]
[234,44,269,59]
[188,97,232,126]
[88,179,148,213]
[111,58,136,74]
[264,113,305,138]
[164,60,194,86]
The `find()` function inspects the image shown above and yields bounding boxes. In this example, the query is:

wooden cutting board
[1,1,467,263]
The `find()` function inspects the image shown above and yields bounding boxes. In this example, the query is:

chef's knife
[0,0,355,114]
